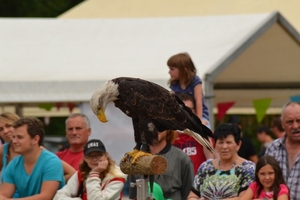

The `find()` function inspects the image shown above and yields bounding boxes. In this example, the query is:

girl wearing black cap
[53,139,127,200]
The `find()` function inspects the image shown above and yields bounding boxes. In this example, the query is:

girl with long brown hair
[240,155,289,200]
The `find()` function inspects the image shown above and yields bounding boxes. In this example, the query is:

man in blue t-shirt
[0,117,65,200]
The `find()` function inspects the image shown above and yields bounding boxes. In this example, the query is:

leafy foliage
[0,0,84,17]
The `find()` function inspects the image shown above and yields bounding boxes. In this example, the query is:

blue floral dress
[191,159,255,200]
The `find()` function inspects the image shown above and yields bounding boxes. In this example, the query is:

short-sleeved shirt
[56,148,83,170]
[191,159,255,200]
[265,136,300,200]
[249,182,289,199]
[173,134,206,174]
[170,75,209,120]
[3,149,65,197]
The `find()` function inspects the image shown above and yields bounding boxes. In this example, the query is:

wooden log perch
[120,154,167,175]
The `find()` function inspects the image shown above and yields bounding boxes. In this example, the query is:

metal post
[136,177,148,200]
[15,103,23,118]
[204,74,215,131]
[129,175,137,200]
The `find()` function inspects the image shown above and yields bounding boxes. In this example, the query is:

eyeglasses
[284,119,300,126]
[85,154,104,160]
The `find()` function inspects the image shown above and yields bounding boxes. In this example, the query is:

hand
[202,119,209,126]
[91,157,108,173]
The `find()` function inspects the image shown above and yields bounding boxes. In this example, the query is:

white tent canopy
[204,12,300,126]
[1,12,300,162]
[0,12,280,104]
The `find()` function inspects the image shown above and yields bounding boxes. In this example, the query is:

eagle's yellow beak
[97,108,108,123]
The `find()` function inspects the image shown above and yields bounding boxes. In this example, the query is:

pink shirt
[249,182,289,199]
[56,148,83,170]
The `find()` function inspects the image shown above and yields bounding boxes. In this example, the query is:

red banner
[217,102,235,120]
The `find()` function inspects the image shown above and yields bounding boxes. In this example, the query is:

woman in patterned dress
[187,123,255,200]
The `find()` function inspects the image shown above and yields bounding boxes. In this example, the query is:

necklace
[218,160,236,171]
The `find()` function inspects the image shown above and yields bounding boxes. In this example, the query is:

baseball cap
[84,139,106,156]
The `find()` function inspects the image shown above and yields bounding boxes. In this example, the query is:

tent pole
[204,74,215,131]
[15,104,23,118]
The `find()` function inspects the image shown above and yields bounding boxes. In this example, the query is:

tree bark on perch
[120,154,167,175]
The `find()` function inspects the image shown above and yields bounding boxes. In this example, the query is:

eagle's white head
[90,80,119,123]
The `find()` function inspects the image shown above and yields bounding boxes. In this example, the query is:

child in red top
[240,155,289,200]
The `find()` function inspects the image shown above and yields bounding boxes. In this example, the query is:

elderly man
[265,102,300,200]
[56,113,91,170]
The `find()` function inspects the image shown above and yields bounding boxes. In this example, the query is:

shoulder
[279,184,289,194]
[249,181,258,190]
[110,165,128,180]
[198,159,214,171]
[6,155,22,168]
[237,160,255,175]
[265,138,284,155]
[191,76,202,86]
[240,160,255,169]
[103,165,127,184]
[170,145,189,157]
[56,149,69,157]
[193,75,202,83]
[41,150,62,163]
[168,146,192,167]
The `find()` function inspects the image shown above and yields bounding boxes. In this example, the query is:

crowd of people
[0,52,298,200]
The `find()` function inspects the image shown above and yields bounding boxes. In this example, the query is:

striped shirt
[265,136,300,200]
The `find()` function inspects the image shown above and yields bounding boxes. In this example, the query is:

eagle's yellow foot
[131,151,152,164]
[122,149,139,162]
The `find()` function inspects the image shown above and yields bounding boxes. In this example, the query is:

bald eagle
[90,77,214,163]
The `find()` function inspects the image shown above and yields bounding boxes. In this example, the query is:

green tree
[0,0,83,17]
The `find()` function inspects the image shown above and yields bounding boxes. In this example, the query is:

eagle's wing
[113,77,213,141]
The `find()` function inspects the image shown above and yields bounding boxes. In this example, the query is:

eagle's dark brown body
[110,77,213,147]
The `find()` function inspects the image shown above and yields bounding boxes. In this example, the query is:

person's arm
[53,172,81,200]
[86,173,125,200]
[181,158,194,199]
[187,191,200,200]
[19,181,60,200]
[0,145,4,170]
[237,188,253,200]
[0,181,60,200]
[61,160,76,182]
[194,84,207,124]
[203,138,214,159]
[0,183,16,198]
[278,194,289,200]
